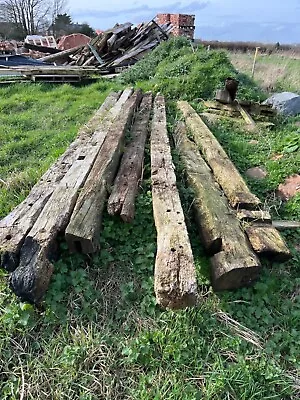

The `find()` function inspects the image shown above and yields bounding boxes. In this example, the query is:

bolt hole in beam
[171,248,176,252]
[5,235,12,240]
[77,155,85,160]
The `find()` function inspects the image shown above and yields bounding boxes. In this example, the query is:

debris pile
[39,20,173,73]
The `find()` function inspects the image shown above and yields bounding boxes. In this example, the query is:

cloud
[73,1,209,20]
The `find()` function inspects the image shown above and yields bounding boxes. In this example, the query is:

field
[0,39,299,399]
[229,51,300,93]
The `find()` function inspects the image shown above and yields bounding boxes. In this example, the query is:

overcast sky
[70,0,300,43]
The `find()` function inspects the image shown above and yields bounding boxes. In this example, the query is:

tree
[0,0,67,37]
[51,12,72,36]
[78,23,96,38]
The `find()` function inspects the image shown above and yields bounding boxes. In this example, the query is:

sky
[70,0,300,44]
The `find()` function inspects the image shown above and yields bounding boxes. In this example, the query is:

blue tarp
[0,55,52,67]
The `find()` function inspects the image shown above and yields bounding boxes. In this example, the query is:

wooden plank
[236,209,272,222]
[151,95,198,309]
[177,101,261,209]
[245,224,291,262]
[88,43,104,64]
[38,45,85,62]
[174,121,261,290]
[107,93,152,222]
[0,91,121,272]
[235,101,257,129]
[65,89,142,254]
[151,19,169,40]
[272,220,300,230]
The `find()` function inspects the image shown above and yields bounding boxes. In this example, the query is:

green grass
[0,80,121,217]
[229,52,300,93]
[0,40,299,399]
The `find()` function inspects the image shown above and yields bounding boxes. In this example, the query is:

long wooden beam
[65,89,142,254]
[151,95,198,309]
[174,121,261,290]
[0,91,121,272]
[9,89,133,302]
[107,93,152,222]
[177,101,261,209]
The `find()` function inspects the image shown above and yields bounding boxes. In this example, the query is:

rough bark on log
[65,89,143,254]
[174,121,261,290]
[245,224,291,262]
[0,91,121,272]
[107,93,152,222]
[177,101,261,209]
[151,95,198,309]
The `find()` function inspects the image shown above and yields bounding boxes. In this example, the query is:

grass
[229,52,300,93]
[0,39,299,399]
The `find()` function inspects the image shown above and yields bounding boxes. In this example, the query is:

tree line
[0,0,95,39]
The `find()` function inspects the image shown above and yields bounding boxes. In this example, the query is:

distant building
[156,13,195,40]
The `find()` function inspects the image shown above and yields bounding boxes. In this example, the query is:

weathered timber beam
[245,224,291,262]
[9,90,135,303]
[0,91,121,272]
[177,101,261,209]
[38,45,85,62]
[272,220,300,230]
[107,93,152,222]
[65,89,143,254]
[235,101,257,130]
[236,209,272,223]
[151,95,198,309]
[174,121,261,290]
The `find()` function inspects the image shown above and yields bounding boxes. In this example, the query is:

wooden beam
[65,89,142,254]
[9,90,134,303]
[177,101,261,209]
[0,91,121,272]
[272,220,300,230]
[236,209,272,223]
[151,95,198,309]
[235,101,257,130]
[174,121,261,290]
[38,45,85,62]
[107,93,152,222]
[245,224,291,262]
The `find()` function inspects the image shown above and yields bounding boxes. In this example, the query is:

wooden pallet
[31,74,82,83]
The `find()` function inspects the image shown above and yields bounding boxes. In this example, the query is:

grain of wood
[174,121,261,290]
[9,89,134,302]
[65,89,142,254]
[151,95,198,309]
[107,93,152,222]
[245,224,291,262]
[0,91,121,272]
[178,101,261,209]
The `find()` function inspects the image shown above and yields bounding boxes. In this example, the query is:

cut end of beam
[211,252,261,291]
[245,225,292,262]
[66,233,98,254]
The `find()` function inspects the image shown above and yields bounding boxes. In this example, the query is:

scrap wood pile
[0,90,291,309]
[39,20,173,72]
